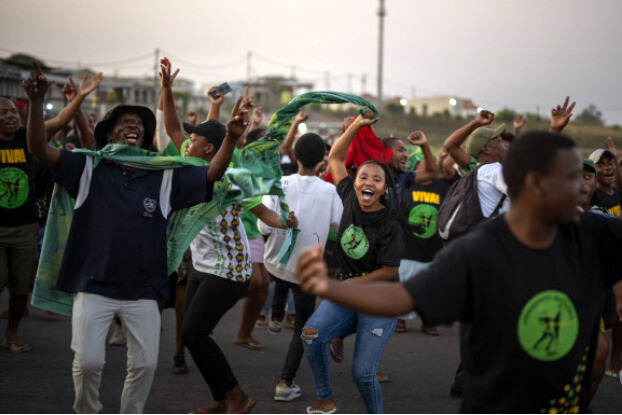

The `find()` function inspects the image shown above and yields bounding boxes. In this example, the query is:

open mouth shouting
[361,189,374,202]
[124,133,140,146]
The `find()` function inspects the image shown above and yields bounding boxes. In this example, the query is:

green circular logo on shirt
[517,290,579,362]
[0,167,29,209]
[408,205,438,239]
[340,224,370,260]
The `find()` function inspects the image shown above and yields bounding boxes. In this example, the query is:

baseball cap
[465,124,506,158]
[588,149,614,164]
[183,120,227,150]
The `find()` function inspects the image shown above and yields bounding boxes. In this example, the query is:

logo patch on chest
[0,167,29,209]
[142,197,157,217]
[340,224,370,260]
[517,290,579,362]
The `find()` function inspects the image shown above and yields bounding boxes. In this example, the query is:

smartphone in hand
[211,82,232,99]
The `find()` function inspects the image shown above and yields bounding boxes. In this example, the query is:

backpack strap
[491,193,507,217]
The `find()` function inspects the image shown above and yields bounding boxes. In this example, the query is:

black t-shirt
[593,187,621,216]
[399,179,448,262]
[0,128,37,227]
[335,176,403,280]
[32,158,55,224]
[404,213,622,413]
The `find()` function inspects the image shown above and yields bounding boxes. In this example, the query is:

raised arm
[549,96,576,134]
[23,62,61,172]
[249,106,263,132]
[408,131,437,183]
[512,114,524,137]
[160,57,186,152]
[61,76,96,149]
[45,72,101,140]
[296,245,414,316]
[206,85,225,121]
[442,110,494,168]
[206,96,248,183]
[328,112,378,185]
[280,111,307,163]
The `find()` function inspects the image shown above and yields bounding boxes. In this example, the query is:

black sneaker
[173,353,188,375]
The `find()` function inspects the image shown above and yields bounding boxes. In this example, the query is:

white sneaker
[274,382,302,401]
[108,322,126,345]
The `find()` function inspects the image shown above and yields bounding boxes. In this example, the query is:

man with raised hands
[23,61,247,414]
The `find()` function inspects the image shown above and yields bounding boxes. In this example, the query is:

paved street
[0,294,620,413]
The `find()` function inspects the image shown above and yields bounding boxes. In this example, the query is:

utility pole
[361,73,367,94]
[153,48,160,109]
[291,65,296,79]
[246,51,252,82]
[377,0,386,107]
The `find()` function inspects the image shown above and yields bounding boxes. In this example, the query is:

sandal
[2,340,31,353]
[235,340,263,351]
[422,326,440,336]
[232,400,256,414]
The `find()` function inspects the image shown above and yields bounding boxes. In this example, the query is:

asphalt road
[0,294,620,413]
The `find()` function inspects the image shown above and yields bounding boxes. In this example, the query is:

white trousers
[71,292,160,414]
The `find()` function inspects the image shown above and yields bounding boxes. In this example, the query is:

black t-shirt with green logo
[0,128,37,227]
[335,176,403,280]
[404,213,622,413]
[399,179,448,262]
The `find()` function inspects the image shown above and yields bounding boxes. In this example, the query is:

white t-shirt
[477,163,510,218]
[191,202,253,282]
[259,174,343,284]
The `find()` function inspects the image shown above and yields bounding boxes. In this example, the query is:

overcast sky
[2,0,622,124]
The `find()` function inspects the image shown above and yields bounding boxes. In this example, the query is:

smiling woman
[301,113,404,414]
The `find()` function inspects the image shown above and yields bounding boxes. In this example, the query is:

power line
[161,53,246,71]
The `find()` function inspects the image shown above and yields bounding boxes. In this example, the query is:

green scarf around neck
[31,92,377,315]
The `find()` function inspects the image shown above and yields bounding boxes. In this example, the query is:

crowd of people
[0,57,621,414]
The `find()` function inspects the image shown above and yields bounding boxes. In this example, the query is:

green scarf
[32,91,377,315]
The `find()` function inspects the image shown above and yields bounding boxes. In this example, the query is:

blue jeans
[302,299,396,414]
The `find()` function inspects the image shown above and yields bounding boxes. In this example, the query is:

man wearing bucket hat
[22,62,248,413]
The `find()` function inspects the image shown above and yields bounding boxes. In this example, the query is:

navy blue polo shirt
[53,149,212,301]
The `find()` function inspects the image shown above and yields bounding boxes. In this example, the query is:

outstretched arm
[250,204,298,229]
[23,61,61,172]
[296,245,415,316]
[442,110,494,168]
[409,131,437,183]
[206,96,248,183]
[45,72,102,140]
[160,57,185,152]
[280,111,307,163]
[549,96,576,134]
[328,112,378,186]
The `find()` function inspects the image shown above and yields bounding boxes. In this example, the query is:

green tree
[576,104,604,125]
[495,107,516,122]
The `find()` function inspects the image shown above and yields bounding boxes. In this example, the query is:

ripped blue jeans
[302,299,396,414]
